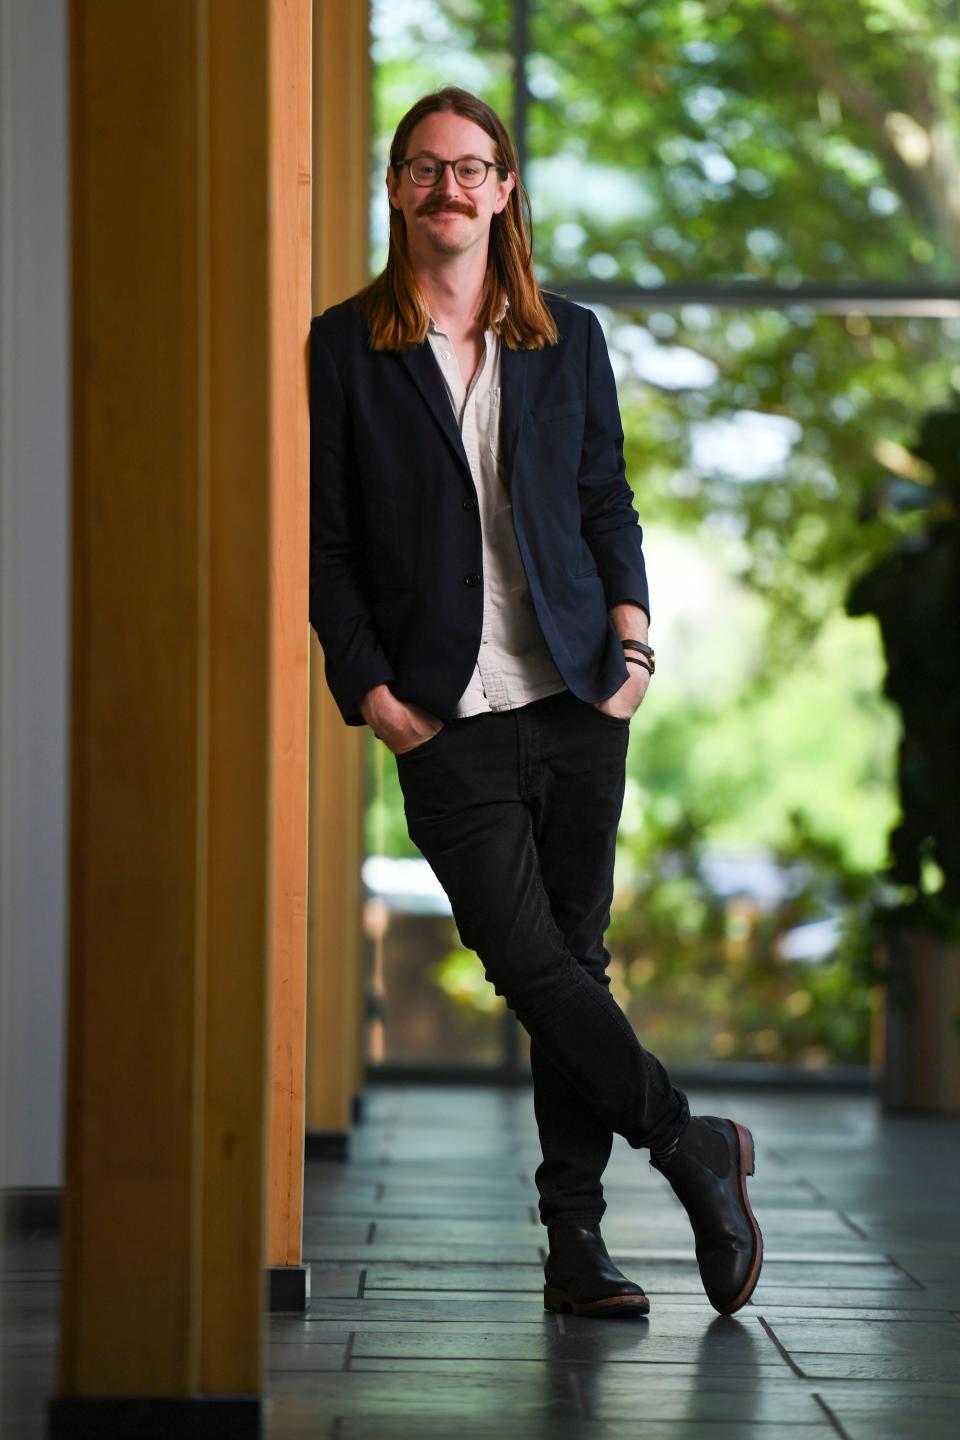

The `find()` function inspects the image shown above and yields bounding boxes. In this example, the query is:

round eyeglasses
[394,155,508,188]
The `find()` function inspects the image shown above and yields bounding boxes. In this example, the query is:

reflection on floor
[4,1083,960,1438]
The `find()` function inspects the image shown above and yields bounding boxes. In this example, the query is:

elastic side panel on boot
[687,1117,734,1179]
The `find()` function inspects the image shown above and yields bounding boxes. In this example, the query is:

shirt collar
[427,295,509,335]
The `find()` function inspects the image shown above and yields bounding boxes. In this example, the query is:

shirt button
[464,571,480,586]
[462,495,477,510]
[441,350,451,359]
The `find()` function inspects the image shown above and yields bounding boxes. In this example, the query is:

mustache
[418,197,475,217]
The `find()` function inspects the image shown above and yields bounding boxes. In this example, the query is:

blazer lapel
[497,341,528,498]
[398,343,471,482]
[397,333,531,497]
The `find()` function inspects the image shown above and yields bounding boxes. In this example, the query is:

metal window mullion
[555,279,960,316]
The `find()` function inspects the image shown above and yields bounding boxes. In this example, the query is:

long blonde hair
[356,86,559,352]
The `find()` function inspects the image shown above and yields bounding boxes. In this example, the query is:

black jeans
[394,686,691,1229]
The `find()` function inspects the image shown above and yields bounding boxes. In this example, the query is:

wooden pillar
[305,0,371,1155]
[51,0,311,1432]
[265,0,313,1308]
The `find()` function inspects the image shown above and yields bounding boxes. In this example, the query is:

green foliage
[607,304,959,650]
[366,0,958,1065]
[609,803,882,1065]
[365,743,421,857]
[625,603,900,870]
[605,606,897,1064]
[430,938,507,1014]
[526,0,960,284]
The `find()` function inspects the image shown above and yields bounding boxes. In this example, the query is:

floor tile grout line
[770,1313,960,1327]
[883,1252,927,1290]
[835,1209,871,1240]
[332,1354,767,1367]
[321,1312,960,1327]
[215,1359,960,1389]
[813,1391,854,1438]
[763,1146,791,1166]
[302,1298,960,1317]
[756,1314,808,1379]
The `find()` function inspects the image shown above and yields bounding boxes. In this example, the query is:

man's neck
[409,242,488,337]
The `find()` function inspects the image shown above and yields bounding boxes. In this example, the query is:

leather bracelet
[625,655,653,676]
[622,638,655,675]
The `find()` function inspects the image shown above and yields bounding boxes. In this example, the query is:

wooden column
[265,0,313,1307]
[305,0,371,1154]
[52,0,310,1432]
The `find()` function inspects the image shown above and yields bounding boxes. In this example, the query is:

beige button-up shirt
[425,309,568,718]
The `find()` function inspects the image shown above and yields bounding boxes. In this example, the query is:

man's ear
[494,171,516,213]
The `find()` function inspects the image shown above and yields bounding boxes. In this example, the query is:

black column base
[48,1393,262,1438]
[304,1129,349,1160]
[267,1262,310,1313]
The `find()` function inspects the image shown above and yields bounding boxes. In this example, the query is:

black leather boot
[650,1114,763,1314]
[543,1222,650,1318]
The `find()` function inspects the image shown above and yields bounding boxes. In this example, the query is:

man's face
[387,111,515,258]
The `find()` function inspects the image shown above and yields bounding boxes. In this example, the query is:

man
[310,85,762,1318]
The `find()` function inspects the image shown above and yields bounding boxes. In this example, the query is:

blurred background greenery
[362,0,960,1073]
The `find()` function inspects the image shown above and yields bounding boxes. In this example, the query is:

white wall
[0,0,69,1190]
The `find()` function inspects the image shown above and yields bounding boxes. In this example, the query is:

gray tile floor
[273,1083,960,1440]
[3,1082,959,1438]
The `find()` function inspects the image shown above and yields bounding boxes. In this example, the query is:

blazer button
[464,571,480,586]
[462,495,477,510]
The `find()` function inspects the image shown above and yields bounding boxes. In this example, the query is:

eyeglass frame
[391,153,511,189]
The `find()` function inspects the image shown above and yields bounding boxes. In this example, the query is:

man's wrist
[359,682,392,721]
[609,603,654,682]
[609,600,649,643]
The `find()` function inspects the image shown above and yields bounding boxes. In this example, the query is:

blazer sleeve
[577,308,651,623]
[309,317,397,726]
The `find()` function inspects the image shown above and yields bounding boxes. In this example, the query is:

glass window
[366,0,959,1075]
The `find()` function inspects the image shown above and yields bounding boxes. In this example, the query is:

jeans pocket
[591,704,631,727]
[395,723,446,758]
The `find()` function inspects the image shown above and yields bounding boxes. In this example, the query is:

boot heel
[734,1121,755,1175]
[543,1284,569,1313]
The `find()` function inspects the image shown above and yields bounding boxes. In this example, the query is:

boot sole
[544,1284,650,1318]
[713,1120,764,1316]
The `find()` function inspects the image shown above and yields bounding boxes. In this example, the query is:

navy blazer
[309,290,650,727]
